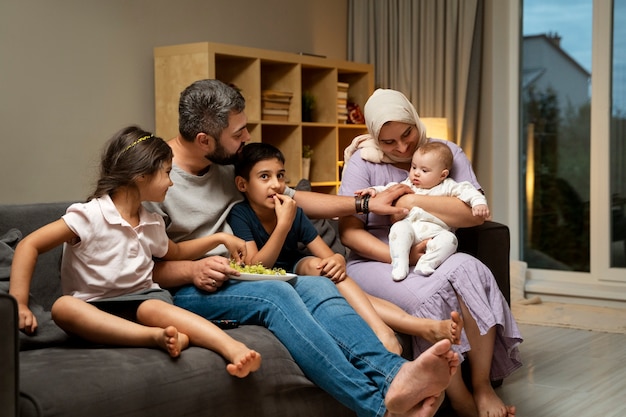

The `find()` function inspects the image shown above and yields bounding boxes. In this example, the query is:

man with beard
[144,79,459,417]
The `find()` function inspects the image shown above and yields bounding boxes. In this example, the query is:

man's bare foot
[385,394,445,417]
[226,349,262,378]
[158,326,189,358]
[385,339,459,414]
[473,384,516,417]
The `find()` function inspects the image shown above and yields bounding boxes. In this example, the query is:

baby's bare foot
[158,326,189,358]
[226,349,262,378]
[385,339,459,414]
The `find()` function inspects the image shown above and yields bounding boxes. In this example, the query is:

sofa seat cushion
[18,325,355,417]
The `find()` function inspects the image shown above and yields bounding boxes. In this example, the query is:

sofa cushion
[18,325,355,417]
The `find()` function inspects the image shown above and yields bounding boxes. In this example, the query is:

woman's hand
[408,239,429,265]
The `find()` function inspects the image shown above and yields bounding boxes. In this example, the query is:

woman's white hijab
[343,89,428,166]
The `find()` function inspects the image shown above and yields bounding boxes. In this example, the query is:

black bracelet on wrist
[355,195,363,214]
[362,194,370,215]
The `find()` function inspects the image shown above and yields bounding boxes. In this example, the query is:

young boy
[228,142,463,352]
[356,141,490,280]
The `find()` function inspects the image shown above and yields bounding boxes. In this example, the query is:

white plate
[229,272,297,281]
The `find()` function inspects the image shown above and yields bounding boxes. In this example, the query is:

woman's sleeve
[339,150,371,196]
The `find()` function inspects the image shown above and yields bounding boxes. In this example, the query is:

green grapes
[229,260,287,275]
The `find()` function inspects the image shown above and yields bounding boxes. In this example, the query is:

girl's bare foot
[158,326,189,358]
[226,349,262,378]
[473,384,516,417]
[385,339,459,414]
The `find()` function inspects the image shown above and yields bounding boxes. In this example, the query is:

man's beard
[207,140,242,165]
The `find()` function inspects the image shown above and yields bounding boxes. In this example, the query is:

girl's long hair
[87,126,173,201]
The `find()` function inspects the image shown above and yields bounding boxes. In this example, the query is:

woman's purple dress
[339,144,522,381]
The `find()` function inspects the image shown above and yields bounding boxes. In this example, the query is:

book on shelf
[262,90,293,101]
[262,107,289,121]
[262,100,291,110]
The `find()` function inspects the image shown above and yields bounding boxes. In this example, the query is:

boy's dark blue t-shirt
[228,200,319,272]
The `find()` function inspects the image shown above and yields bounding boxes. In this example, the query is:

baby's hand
[318,254,347,283]
[472,204,490,219]
[220,234,247,265]
[354,188,377,197]
[17,303,38,335]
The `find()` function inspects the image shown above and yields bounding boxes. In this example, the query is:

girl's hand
[317,254,347,283]
[219,234,247,265]
[17,303,38,335]
[273,194,297,227]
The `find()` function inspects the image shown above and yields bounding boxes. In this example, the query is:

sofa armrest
[0,293,18,417]
[456,221,511,304]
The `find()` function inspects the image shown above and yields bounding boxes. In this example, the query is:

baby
[356,141,490,280]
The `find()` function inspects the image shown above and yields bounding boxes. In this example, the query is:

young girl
[228,142,463,354]
[9,126,261,378]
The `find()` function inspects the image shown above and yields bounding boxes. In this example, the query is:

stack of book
[337,82,349,123]
[262,90,293,121]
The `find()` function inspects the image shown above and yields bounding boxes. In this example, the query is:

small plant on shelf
[302,144,314,159]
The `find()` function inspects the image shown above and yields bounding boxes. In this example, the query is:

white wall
[0,0,347,204]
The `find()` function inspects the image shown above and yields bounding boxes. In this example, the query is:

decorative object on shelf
[302,145,313,180]
[347,102,365,124]
[262,90,293,121]
[302,91,315,122]
[337,82,349,123]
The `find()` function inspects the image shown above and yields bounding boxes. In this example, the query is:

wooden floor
[440,323,626,417]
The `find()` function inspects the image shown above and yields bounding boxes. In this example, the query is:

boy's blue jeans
[173,275,405,417]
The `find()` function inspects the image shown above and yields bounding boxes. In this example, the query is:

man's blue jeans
[173,275,405,417]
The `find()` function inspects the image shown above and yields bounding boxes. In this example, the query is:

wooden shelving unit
[154,42,373,193]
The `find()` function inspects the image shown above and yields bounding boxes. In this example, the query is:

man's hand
[191,256,238,292]
[367,183,412,217]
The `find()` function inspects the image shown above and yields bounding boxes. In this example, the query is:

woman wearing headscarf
[339,89,521,417]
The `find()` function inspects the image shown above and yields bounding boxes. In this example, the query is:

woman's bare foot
[473,383,516,417]
[226,349,262,378]
[420,311,463,345]
[157,326,189,358]
[385,339,459,414]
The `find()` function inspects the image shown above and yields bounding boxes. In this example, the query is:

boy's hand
[17,303,38,335]
[273,194,297,227]
[317,254,347,283]
[472,204,490,219]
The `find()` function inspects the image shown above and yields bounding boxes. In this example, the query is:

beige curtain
[348,0,484,162]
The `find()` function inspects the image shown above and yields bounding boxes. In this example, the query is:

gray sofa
[0,201,510,417]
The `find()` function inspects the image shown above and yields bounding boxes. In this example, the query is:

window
[521,0,625,288]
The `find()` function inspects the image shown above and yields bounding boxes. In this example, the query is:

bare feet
[157,326,189,358]
[385,339,459,414]
[385,394,445,417]
[473,383,516,417]
[420,311,464,345]
[226,349,262,378]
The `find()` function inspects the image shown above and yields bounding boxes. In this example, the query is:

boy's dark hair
[234,142,285,180]
[88,125,173,201]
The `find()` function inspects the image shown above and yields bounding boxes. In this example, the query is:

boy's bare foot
[473,384,516,417]
[158,326,189,358]
[421,311,463,345]
[385,339,459,414]
[226,349,262,378]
